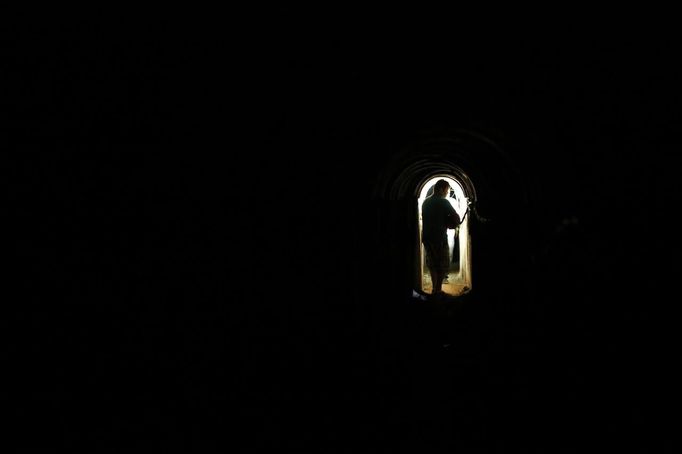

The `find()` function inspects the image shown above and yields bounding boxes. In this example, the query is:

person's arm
[445,203,461,229]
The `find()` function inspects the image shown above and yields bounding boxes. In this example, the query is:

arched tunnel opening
[371,128,533,315]
[417,174,473,297]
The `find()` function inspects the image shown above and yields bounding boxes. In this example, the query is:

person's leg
[434,242,449,294]
[425,242,439,294]
[433,271,443,294]
[427,264,438,294]
[429,270,437,294]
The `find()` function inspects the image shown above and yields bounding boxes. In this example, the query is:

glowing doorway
[417,176,472,296]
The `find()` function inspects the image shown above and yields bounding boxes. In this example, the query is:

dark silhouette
[421,179,460,296]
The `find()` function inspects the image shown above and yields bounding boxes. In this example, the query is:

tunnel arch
[417,174,474,296]
[372,128,529,302]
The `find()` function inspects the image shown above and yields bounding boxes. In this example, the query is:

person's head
[434,179,450,197]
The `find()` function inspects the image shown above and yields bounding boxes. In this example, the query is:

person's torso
[422,197,454,243]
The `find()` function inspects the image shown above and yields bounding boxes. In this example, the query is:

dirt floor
[422,273,469,296]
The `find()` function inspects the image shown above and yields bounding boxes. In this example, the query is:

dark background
[4,15,680,451]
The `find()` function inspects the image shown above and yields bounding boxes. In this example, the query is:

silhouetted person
[422,179,460,296]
